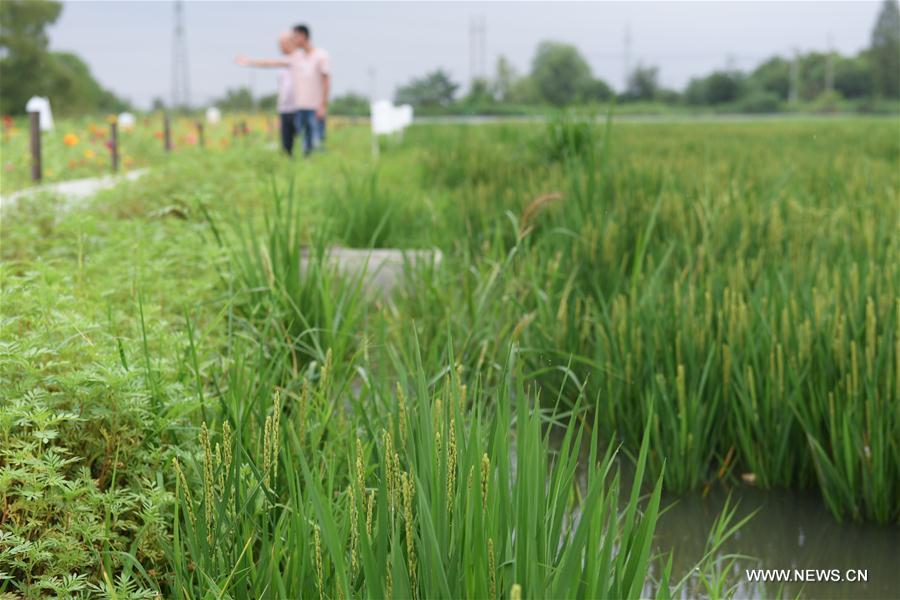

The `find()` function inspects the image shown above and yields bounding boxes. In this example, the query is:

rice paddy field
[1,114,898,599]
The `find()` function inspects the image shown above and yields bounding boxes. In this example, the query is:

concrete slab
[301,246,443,296]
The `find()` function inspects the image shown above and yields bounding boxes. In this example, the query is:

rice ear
[519,191,564,237]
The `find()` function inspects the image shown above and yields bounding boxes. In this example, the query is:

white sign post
[25,96,54,131]
[118,112,136,130]
[206,107,222,125]
[370,100,414,157]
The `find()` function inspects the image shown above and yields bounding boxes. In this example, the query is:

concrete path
[1,169,149,213]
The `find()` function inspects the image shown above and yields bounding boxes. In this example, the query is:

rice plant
[169,342,677,598]
[210,179,369,383]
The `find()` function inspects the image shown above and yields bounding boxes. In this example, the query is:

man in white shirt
[236,24,330,156]
[291,24,330,152]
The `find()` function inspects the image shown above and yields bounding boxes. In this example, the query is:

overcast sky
[47,1,883,109]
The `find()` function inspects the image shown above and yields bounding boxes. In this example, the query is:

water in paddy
[550,428,899,599]
[650,485,899,599]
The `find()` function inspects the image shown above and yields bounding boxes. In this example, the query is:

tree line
[2,0,897,117]
[208,0,900,118]
[376,0,899,115]
[0,0,129,116]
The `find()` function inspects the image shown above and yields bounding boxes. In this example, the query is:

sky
[47,1,884,109]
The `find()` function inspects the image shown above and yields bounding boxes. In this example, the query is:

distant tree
[329,92,370,116]
[507,76,539,104]
[623,64,659,101]
[531,41,593,106]
[151,97,166,111]
[464,78,495,105]
[394,69,459,107]
[257,93,277,111]
[493,55,518,102]
[0,0,128,115]
[799,52,828,100]
[706,71,745,104]
[834,54,873,99]
[685,70,744,105]
[870,0,900,97]
[656,88,681,104]
[0,0,61,114]
[738,90,782,114]
[45,52,129,114]
[578,78,614,103]
[748,57,791,100]
[684,78,709,105]
[215,87,256,111]
[712,71,745,104]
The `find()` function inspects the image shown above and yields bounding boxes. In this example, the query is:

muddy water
[649,485,900,599]
[552,426,899,599]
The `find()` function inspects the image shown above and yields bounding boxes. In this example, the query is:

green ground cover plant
[1,114,896,597]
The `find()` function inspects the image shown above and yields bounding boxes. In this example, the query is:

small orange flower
[63,133,79,146]
[84,149,96,159]
[106,114,118,124]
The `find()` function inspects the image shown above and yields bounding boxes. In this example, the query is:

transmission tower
[469,15,486,83]
[623,23,632,91]
[825,33,835,94]
[172,0,191,109]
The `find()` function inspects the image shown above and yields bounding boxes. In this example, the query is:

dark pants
[315,116,326,150]
[294,109,317,156]
[279,111,297,155]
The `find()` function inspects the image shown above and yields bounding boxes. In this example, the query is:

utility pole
[469,15,486,84]
[624,23,632,93]
[825,33,835,94]
[172,0,191,110]
[479,15,487,81]
[790,48,800,104]
[469,17,476,84]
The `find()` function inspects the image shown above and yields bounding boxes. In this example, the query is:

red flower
[2,115,12,128]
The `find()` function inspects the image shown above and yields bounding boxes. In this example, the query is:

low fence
[23,112,269,183]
